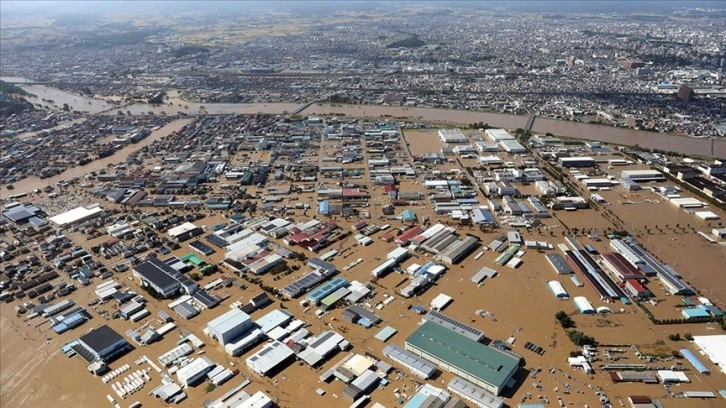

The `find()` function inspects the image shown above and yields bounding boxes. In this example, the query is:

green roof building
[404,322,520,395]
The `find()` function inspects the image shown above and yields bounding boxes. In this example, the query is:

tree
[684,333,693,341]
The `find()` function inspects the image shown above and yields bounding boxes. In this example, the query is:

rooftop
[405,322,520,390]
[79,325,125,353]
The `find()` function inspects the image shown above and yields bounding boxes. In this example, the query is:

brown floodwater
[7,78,722,157]
[3,118,193,195]
[302,104,726,157]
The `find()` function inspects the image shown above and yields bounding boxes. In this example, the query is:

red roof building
[602,252,642,281]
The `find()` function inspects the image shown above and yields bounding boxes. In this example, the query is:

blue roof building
[318,201,330,215]
[680,349,709,373]
[682,308,711,319]
[472,208,496,224]
[401,210,417,222]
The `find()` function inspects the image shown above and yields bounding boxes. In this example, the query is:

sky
[1,1,724,20]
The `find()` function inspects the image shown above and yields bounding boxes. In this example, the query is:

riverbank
[4,77,723,157]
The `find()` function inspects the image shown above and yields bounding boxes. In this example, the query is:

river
[4,77,723,157]
[301,104,726,157]
[3,118,193,195]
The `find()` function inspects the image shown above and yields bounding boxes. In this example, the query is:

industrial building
[440,236,479,265]
[306,277,349,305]
[498,139,526,153]
[382,344,437,379]
[545,254,574,274]
[48,204,104,227]
[224,328,265,356]
[298,330,349,366]
[447,376,504,408]
[563,238,624,300]
[177,357,214,387]
[484,129,515,142]
[692,335,726,374]
[422,310,485,342]
[610,238,694,295]
[624,279,653,300]
[601,253,643,281]
[558,157,596,168]
[620,170,665,182]
[206,308,253,346]
[167,222,204,242]
[404,322,521,395]
[343,370,380,401]
[246,341,295,376]
[132,257,199,298]
[255,309,293,334]
[73,325,131,363]
[439,129,468,144]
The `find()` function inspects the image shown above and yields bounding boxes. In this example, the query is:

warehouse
[448,376,504,408]
[624,279,653,300]
[692,335,726,374]
[471,208,496,225]
[423,310,484,342]
[246,341,295,376]
[547,281,569,299]
[620,170,664,182]
[405,322,520,395]
[255,309,293,334]
[177,357,214,387]
[573,296,596,314]
[558,157,595,168]
[484,129,515,142]
[601,253,643,281]
[246,253,284,275]
[440,236,479,265]
[343,370,380,401]
[206,308,253,346]
[382,344,437,379]
[307,277,349,306]
[167,222,203,242]
[611,238,694,295]
[49,204,104,227]
[583,178,616,188]
[74,325,131,363]
[668,197,705,208]
[545,254,573,275]
[471,267,497,284]
[298,331,348,366]
[498,139,526,153]
[132,257,199,298]
[224,328,264,356]
[439,129,468,144]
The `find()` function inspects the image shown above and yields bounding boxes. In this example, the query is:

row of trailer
[111,369,151,399]
[102,364,131,383]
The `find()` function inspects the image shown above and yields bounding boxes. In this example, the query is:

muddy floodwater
[2,119,193,195]
[302,103,726,157]
[5,77,723,157]
[15,84,117,114]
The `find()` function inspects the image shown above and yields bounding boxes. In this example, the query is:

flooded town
[1,2,725,408]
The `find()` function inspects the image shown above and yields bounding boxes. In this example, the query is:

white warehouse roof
[49,204,103,227]
[692,335,726,374]
[246,341,294,376]
[168,222,200,238]
[573,296,595,314]
[547,280,569,298]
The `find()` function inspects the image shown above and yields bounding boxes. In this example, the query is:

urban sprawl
[1,4,725,408]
